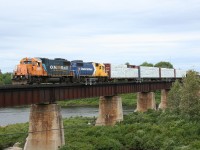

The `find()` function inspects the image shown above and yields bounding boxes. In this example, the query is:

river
[0,106,134,126]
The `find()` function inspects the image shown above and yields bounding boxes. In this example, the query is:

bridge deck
[0,82,172,108]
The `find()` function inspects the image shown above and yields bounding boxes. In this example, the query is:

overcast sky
[0,0,200,73]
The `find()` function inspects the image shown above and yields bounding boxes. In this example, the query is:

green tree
[179,71,200,118]
[154,61,173,68]
[0,75,3,85]
[140,61,154,67]
[168,80,182,111]
[125,62,130,65]
[168,71,200,119]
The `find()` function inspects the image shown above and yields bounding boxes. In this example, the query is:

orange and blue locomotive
[12,57,108,85]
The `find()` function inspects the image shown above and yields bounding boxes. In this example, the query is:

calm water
[0,106,134,126]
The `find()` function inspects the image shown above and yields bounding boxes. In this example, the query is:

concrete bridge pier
[158,89,169,110]
[135,92,156,112]
[24,104,65,150]
[96,96,123,126]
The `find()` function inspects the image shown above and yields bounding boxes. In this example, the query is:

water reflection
[0,106,134,126]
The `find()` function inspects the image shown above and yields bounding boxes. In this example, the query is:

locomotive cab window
[23,61,32,64]
[37,62,41,67]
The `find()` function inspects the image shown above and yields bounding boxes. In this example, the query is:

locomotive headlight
[21,76,22,78]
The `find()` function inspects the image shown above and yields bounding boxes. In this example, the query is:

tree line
[125,61,173,68]
[0,73,12,85]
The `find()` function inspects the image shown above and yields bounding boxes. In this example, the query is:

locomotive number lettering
[50,65,68,70]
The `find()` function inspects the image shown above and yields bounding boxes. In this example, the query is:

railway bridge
[0,81,173,150]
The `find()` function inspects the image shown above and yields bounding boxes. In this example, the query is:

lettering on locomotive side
[80,68,93,71]
[50,65,69,70]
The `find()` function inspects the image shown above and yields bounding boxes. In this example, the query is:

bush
[168,71,200,119]
[180,71,200,118]
[0,123,28,149]
[2,113,200,149]
[168,80,182,111]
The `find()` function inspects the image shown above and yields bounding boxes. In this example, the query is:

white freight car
[104,63,186,81]
[140,66,160,78]
[161,68,175,78]
[176,69,187,78]
[110,64,138,78]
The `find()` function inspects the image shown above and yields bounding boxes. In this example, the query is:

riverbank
[1,110,200,149]
[0,106,134,126]
[57,92,161,107]
[57,93,137,107]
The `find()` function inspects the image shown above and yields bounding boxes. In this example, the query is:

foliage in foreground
[60,110,200,150]
[0,123,28,149]
[168,71,200,119]
[1,110,200,150]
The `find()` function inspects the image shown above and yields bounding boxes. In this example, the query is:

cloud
[0,0,200,72]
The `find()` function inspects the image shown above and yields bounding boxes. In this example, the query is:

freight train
[12,57,187,85]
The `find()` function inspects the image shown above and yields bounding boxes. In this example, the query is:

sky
[0,0,200,73]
